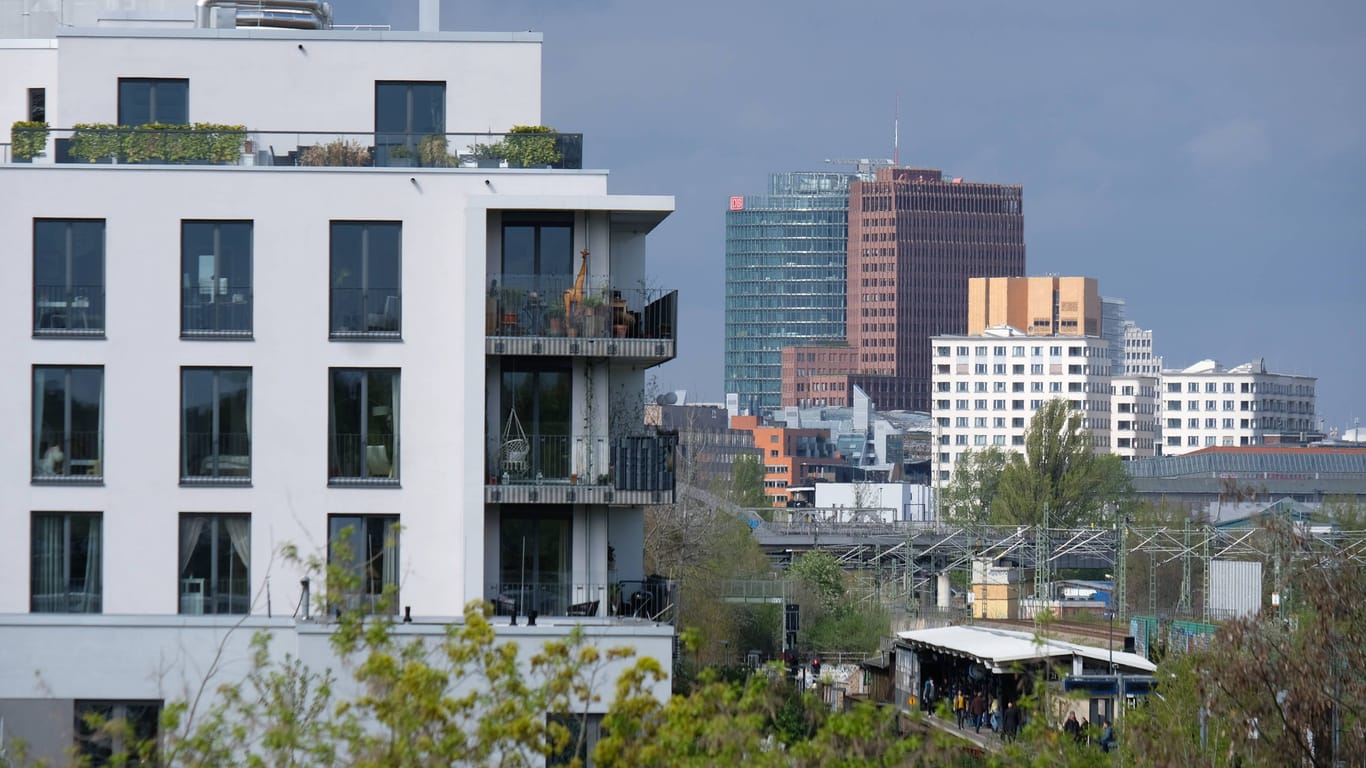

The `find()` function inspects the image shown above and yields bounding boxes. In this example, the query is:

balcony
[486,273,676,364]
[485,433,677,506]
[9,126,583,170]
[486,577,676,623]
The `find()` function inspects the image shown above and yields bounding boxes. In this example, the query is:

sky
[338,0,1366,431]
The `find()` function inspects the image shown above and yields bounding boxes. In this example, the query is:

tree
[730,453,769,509]
[1125,517,1366,766]
[993,399,1131,527]
[939,447,1008,524]
[789,551,889,656]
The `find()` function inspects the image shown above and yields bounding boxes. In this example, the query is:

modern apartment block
[724,172,854,413]
[1158,359,1317,455]
[965,276,1099,337]
[930,328,1114,482]
[1110,376,1159,459]
[0,3,676,759]
[845,169,1025,411]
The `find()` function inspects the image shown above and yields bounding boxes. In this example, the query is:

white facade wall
[1157,362,1317,456]
[0,20,677,753]
[812,482,932,522]
[1111,375,1158,459]
[931,332,1113,482]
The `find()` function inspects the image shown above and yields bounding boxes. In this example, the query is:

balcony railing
[329,433,398,484]
[486,273,676,342]
[16,128,583,169]
[490,433,676,492]
[181,431,251,482]
[34,284,105,336]
[486,578,676,623]
[183,287,252,338]
[33,430,102,481]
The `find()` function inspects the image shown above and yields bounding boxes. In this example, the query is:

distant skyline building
[1121,321,1162,376]
[724,171,855,413]
[967,276,1100,337]
[1102,296,1127,374]
[844,168,1026,411]
[1157,359,1318,455]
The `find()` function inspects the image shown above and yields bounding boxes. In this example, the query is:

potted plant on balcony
[300,138,371,167]
[387,143,414,167]
[502,125,561,168]
[546,305,565,336]
[10,120,49,161]
[418,134,455,167]
[467,140,505,168]
[582,294,605,337]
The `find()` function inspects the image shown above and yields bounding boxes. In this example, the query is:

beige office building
[967,276,1101,337]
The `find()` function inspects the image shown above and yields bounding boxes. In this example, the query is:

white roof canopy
[897,625,1156,674]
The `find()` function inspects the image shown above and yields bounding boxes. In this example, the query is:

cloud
[1184,117,1270,171]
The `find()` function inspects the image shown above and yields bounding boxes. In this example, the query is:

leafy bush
[299,138,371,167]
[69,122,246,164]
[503,124,562,167]
[10,120,49,160]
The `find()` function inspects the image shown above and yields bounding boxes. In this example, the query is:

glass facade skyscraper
[724,172,854,413]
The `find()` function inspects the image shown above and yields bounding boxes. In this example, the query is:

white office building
[1110,376,1159,459]
[931,327,1114,482]
[1120,320,1162,376]
[0,1,677,760]
[1158,359,1317,455]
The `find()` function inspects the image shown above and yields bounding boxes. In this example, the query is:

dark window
[28,87,45,122]
[499,360,571,480]
[182,221,252,337]
[31,512,102,612]
[328,515,399,613]
[33,366,104,481]
[118,78,188,126]
[330,222,401,337]
[375,81,445,161]
[34,219,105,336]
[328,368,399,483]
[181,368,251,482]
[179,514,250,614]
[498,509,570,616]
[501,216,574,279]
[74,700,160,766]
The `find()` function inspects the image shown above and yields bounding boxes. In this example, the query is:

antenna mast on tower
[894,92,900,167]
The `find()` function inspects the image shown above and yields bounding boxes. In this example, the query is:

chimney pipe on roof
[419,0,440,32]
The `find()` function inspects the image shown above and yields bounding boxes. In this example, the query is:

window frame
[329,221,402,339]
[328,368,400,485]
[31,511,103,613]
[33,219,106,337]
[32,365,104,483]
[180,367,252,484]
[181,220,253,338]
[178,513,251,615]
[327,514,400,614]
[117,77,189,126]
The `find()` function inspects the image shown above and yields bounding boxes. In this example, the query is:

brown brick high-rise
[845,167,1024,411]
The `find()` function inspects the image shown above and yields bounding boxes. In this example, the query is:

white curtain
[382,520,400,602]
[33,515,62,610]
[389,373,400,479]
[224,517,251,577]
[82,516,102,613]
[179,516,207,576]
[95,371,104,477]
[32,369,46,475]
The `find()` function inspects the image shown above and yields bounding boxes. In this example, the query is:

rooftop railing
[10,126,583,170]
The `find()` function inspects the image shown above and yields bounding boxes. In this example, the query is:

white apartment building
[1158,359,1317,455]
[931,327,1114,482]
[1110,376,1159,459]
[0,2,677,760]
[1121,320,1162,376]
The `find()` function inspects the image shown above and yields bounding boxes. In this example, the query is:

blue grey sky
[339,0,1365,430]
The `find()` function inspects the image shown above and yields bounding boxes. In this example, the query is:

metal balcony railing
[486,578,676,623]
[490,432,677,494]
[487,273,676,342]
[33,430,102,480]
[181,431,251,481]
[34,284,105,335]
[14,127,583,169]
[183,287,252,337]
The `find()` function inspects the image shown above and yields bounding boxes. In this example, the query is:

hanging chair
[500,405,530,475]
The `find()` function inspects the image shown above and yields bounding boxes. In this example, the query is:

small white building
[1110,376,1159,459]
[1157,359,1317,455]
[812,482,933,523]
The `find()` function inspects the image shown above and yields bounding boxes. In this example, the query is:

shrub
[10,120,49,160]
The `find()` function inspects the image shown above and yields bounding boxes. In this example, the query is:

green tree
[940,446,1009,524]
[730,453,769,509]
[789,551,889,656]
[993,398,1131,527]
